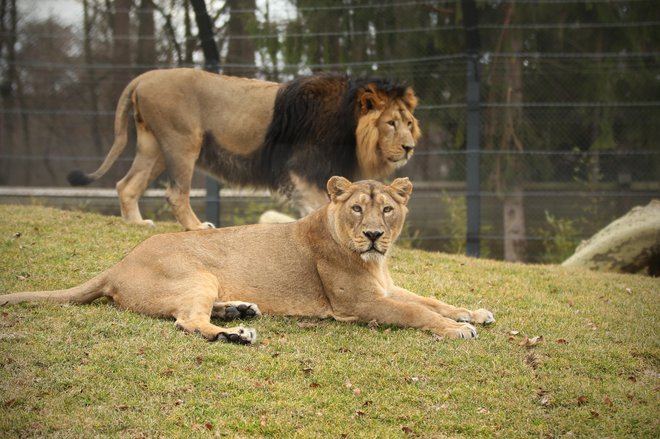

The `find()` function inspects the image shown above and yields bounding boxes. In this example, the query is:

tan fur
[1,178,492,343]
[72,69,421,230]
[355,86,421,177]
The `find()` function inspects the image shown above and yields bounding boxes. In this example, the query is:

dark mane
[197,73,411,192]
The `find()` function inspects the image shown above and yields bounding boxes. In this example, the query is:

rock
[562,200,660,276]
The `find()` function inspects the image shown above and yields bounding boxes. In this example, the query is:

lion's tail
[1,274,107,306]
[67,76,140,186]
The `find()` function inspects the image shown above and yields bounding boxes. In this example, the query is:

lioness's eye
[352,205,362,214]
[383,206,393,213]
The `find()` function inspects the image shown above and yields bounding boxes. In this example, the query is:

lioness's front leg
[387,286,495,325]
[335,296,480,339]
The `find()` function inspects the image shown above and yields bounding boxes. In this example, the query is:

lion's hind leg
[116,125,166,226]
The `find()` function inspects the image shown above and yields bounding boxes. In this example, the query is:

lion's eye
[387,120,396,128]
[383,206,394,214]
[352,205,363,214]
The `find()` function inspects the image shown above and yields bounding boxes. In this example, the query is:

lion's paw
[215,326,257,345]
[442,322,478,340]
[197,222,216,230]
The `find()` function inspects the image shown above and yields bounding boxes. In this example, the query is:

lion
[1,177,494,343]
[67,68,421,230]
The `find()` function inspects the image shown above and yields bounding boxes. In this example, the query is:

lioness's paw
[198,222,216,230]
[213,302,262,320]
[215,326,257,345]
[472,308,495,325]
[442,323,478,339]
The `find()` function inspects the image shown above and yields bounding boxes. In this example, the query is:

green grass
[1,204,658,438]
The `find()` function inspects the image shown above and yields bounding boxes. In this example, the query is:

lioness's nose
[363,230,384,242]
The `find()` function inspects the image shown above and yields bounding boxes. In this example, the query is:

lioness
[1,177,493,342]
[67,69,421,230]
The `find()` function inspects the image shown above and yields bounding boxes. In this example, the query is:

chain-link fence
[1,0,658,262]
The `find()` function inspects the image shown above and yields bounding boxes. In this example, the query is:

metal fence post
[462,0,481,257]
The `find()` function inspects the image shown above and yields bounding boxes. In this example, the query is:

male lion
[67,69,421,230]
[1,177,494,342]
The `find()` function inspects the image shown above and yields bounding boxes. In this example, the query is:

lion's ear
[403,87,418,111]
[389,177,413,205]
[327,176,353,201]
[358,84,386,115]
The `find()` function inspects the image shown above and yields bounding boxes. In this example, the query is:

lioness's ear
[389,177,413,205]
[358,84,386,115]
[327,176,353,201]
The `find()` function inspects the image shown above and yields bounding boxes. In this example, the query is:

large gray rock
[562,200,660,276]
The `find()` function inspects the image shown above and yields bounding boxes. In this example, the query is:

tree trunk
[83,0,103,154]
[110,0,131,101]
[503,186,526,261]
[224,0,256,77]
[136,0,156,74]
[501,17,526,262]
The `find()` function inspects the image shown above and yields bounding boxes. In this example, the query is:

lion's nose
[363,230,384,242]
[402,145,414,156]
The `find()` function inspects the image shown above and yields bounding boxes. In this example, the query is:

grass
[0,204,658,438]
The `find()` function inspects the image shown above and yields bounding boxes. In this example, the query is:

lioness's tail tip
[67,170,94,186]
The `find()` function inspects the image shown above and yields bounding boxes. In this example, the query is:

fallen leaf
[309,382,320,388]
[519,336,544,348]
[590,410,600,418]
[302,367,313,375]
[195,355,204,365]
[205,422,213,431]
[353,388,361,396]
[509,330,520,336]
[355,410,365,417]
[577,396,588,406]
[363,400,373,407]
[477,407,489,414]
[260,415,267,427]
[405,376,419,384]
[401,426,415,435]
[556,338,569,344]
[162,368,174,376]
[114,405,129,410]
[12,232,21,239]
[344,380,352,389]
[603,395,614,407]
[338,347,351,353]
[367,319,379,330]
